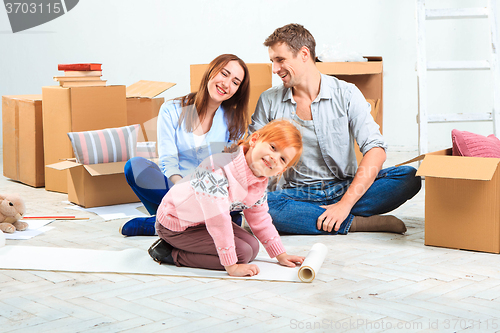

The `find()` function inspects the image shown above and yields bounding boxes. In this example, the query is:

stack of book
[54,63,106,87]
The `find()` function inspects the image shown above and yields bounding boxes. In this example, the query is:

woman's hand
[225,263,260,277]
[169,174,183,185]
[276,253,305,267]
[223,143,239,153]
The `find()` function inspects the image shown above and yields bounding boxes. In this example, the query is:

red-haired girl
[150,120,305,277]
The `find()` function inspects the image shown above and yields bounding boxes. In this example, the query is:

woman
[121,54,250,236]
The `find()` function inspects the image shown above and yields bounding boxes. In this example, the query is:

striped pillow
[67,124,140,165]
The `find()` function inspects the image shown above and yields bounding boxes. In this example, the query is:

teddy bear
[0,193,28,233]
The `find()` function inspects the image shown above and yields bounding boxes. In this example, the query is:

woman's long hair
[176,54,250,141]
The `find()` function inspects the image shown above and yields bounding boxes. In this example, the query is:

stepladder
[416,0,500,154]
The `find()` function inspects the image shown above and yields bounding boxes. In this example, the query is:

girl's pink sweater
[156,148,286,266]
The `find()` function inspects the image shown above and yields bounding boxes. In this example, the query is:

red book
[58,63,102,71]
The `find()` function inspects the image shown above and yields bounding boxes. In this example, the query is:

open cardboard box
[42,81,175,195]
[316,57,383,163]
[398,148,500,254]
[2,95,44,187]
[42,85,128,193]
[46,159,140,208]
[126,80,176,144]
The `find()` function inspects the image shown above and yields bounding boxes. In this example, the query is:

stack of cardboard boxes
[42,84,129,194]
[3,80,175,208]
[47,81,175,208]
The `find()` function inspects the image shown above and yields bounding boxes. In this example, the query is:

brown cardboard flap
[427,148,453,156]
[47,160,80,170]
[3,94,42,102]
[395,148,452,167]
[83,161,128,176]
[126,80,176,98]
[416,155,500,180]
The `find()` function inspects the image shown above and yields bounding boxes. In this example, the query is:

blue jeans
[124,157,170,215]
[268,166,421,235]
[124,157,242,225]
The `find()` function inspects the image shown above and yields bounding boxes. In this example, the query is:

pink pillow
[452,129,500,158]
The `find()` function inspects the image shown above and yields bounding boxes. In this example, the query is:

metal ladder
[416,0,500,154]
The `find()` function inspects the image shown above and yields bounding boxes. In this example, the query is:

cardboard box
[190,63,272,121]
[316,56,383,130]
[353,98,380,163]
[47,160,139,208]
[2,95,44,187]
[317,57,383,163]
[42,85,128,193]
[398,148,500,253]
[126,80,176,143]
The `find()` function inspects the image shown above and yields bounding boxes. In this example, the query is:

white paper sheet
[65,202,148,221]
[3,219,55,240]
[0,243,328,283]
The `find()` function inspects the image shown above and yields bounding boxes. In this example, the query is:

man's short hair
[264,23,316,61]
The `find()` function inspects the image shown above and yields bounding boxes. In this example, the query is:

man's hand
[276,253,305,267]
[225,263,260,277]
[317,200,352,232]
[316,147,386,233]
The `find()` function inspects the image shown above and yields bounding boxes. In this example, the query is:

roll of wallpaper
[298,243,328,282]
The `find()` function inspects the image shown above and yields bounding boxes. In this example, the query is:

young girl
[149,120,305,277]
[122,54,250,236]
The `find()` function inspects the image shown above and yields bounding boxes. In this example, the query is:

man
[248,23,421,235]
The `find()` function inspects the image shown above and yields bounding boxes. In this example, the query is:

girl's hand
[276,253,305,267]
[225,263,260,277]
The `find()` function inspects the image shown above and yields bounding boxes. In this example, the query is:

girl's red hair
[239,119,303,167]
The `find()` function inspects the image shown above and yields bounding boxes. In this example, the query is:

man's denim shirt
[248,74,387,182]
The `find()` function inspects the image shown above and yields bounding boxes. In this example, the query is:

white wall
[0,0,497,152]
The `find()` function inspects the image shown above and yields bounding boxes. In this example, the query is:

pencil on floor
[22,216,90,220]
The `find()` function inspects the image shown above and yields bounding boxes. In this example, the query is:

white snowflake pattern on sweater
[229,192,267,211]
[190,168,228,197]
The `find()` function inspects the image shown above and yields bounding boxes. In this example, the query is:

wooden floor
[1,149,500,333]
